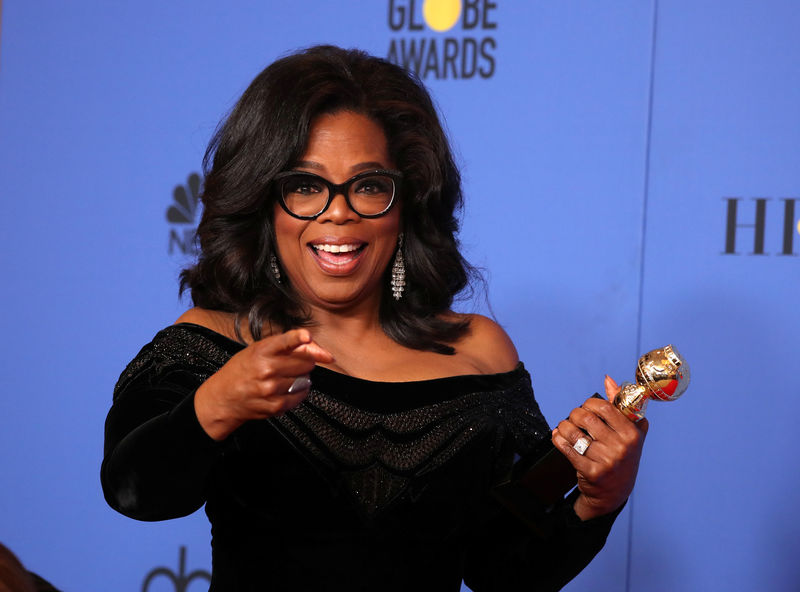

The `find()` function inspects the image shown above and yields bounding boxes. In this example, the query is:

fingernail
[288,376,312,394]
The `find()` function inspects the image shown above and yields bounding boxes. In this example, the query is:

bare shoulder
[174,307,242,342]
[452,313,519,374]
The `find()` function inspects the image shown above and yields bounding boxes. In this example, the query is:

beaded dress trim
[273,377,549,516]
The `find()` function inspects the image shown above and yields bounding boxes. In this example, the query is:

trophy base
[492,440,578,537]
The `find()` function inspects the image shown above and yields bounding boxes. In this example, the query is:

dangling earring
[391,234,405,301]
[270,253,281,283]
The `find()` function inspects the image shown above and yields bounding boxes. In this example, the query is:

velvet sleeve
[463,488,623,591]
[462,372,623,592]
[100,328,232,521]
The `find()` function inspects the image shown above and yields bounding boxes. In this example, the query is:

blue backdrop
[1,1,797,590]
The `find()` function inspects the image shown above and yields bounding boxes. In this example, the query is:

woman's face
[273,110,401,315]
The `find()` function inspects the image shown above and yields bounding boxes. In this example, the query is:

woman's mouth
[308,241,367,272]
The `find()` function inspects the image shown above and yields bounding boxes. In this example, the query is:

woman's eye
[288,180,323,195]
[354,178,391,195]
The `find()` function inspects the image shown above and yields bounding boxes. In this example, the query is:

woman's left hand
[551,376,649,521]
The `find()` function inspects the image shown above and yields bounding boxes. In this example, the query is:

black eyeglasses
[274,169,402,220]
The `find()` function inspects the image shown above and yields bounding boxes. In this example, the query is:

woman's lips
[308,241,367,274]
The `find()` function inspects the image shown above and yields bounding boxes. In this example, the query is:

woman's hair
[181,45,475,354]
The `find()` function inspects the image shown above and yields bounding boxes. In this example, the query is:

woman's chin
[298,281,383,314]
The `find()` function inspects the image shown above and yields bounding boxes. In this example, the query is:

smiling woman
[179,44,473,355]
[101,45,647,591]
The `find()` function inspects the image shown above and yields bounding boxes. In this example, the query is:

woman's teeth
[310,243,366,267]
[313,243,360,253]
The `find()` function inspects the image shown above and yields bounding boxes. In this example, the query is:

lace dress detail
[274,373,549,516]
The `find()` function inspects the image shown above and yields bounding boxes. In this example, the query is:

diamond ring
[573,436,591,456]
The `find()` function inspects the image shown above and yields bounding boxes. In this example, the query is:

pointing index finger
[276,329,334,363]
[293,340,335,364]
[273,329,313,353]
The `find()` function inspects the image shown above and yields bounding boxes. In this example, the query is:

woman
[102,45,646,591]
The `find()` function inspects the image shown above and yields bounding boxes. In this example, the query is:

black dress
[101,323,618,591]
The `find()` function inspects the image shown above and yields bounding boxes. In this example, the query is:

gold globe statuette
[492,344,691,537]
[613,344,690,422]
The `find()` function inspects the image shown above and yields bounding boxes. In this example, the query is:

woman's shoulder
[114,311,242,398]
[450,313,519,375]
[175,307,247,343]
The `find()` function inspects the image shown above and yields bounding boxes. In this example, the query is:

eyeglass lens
[279,173,396,218]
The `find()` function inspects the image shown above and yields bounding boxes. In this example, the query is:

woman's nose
[318,191,359,223]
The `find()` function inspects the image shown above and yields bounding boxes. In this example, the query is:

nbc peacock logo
[167,173,201,256]
[386,0,498,80]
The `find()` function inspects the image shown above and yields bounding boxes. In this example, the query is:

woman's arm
[463,487,622,592]
[101,350,225,521]
[460,319,645,589]
[101,324,332,521]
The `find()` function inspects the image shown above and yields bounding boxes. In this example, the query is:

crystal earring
[391,234,405,301]
[270,254,281,283]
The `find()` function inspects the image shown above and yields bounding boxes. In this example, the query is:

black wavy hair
[180,45,475,354]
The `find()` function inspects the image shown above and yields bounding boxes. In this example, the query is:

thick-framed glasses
[274,169,402,220]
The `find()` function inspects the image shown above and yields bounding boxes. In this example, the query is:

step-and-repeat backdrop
[1,1,797,591]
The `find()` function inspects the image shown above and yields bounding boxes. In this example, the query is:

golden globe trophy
[493,345,690,536]
[612,345,690,421]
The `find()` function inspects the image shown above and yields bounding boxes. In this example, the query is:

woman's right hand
[194,329,334,441]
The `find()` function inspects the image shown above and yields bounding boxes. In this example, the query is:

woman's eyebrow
[294,160,324,170]
[348,161,386,173]
[293,160,388,175]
